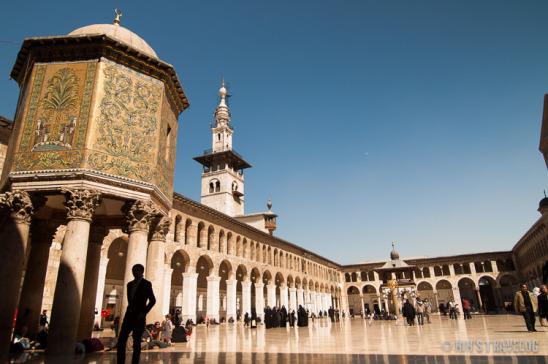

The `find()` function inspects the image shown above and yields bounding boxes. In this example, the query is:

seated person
[141,325,168,350]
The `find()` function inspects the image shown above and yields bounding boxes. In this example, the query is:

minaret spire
[194,80,251,217]
[214,78,230,126]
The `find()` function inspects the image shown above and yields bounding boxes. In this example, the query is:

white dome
[69,24,157,58]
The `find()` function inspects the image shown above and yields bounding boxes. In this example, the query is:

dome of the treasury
[68,23,157,58]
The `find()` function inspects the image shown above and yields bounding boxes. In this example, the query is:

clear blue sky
[0,1,547,264]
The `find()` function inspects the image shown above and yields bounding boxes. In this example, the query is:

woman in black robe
[297,305,308,327]
[402,299,416,326]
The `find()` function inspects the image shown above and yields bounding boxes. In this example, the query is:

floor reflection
[9,315,546,363]
[10,352,548,364]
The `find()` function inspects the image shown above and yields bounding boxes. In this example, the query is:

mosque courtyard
[11,315,547,363]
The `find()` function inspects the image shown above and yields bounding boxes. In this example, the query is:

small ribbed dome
[69,23,157,58]
[539,197,548,211]
[390,242,400,260]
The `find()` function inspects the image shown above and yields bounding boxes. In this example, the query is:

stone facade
[0,17,547,360]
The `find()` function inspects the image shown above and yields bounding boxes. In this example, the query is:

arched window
[442,265,450,276]
[453,263,462,275]
[474,261,484,273]
[414,268,422,279]
[360,271,368,281]
[434,266,442,277]
[345,273,351,282]
[368,271,375,281]
[209,182,214,193]
[422,267,431,278]
[215,180,221,192]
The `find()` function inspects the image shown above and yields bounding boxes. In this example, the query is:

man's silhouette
[117,264,155,364]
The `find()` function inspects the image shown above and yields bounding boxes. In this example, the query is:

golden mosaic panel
[87,60,163,185]
[13,61,97,171]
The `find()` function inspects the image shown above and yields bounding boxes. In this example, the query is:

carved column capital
[0,190,35,224]
[61,188,101,222]
[122,200,157,233]
[150,215,171,242]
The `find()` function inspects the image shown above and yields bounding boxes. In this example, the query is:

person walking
[162,314,173,345]
[39,310,49,329]
[423,299,431,323]
[116,264,156,364]
[415,299,424,325]
[537,285,547,327]
[462,298,472,319]
[513,283,538,332]
[402,299,415,326]
[448,300,457,320]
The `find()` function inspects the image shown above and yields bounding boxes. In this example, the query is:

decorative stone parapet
[61,188,101,222]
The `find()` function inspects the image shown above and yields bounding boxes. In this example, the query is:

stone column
[209,230,218,252]
[187,223,198,247]
[267,284,277,308]
[182,267,198,323]
[303,289,309,311]
[199,226,207,248]
[146,216,170,324]
[475,288,483,312]
[206,275,221,322]
[16,222,56,337]
[226,278,237,321]
[48,189,101,355]
[93,256,109,329]
[280,284,289,309]
[452,286,464,319]
[162,264,172,316]
[297,287,304,308]
[241,279,252,316]
[0,191,36,356]
[289,287,297,312]
[121,200,156,315]
[311,291,318,314]
[78,225,109,340]
[433,290,440,313]
[254,283,265,321]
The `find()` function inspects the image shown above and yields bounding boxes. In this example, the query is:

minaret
[194,81,251,216]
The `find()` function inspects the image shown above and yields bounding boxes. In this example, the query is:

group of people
[401,298,432,326]
[10,310,50,353]
[263,306,291,328]
[514,283,548,332]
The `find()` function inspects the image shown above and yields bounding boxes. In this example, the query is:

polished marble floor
[10,315,547,363]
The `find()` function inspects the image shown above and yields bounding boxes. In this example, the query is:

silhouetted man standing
[117,264,156,364]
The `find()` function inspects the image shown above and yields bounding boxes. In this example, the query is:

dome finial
[267,198,272,211]
[215,78,230,124]
[219,77,227,98]
[114,8,122,25]
[390,241,400,260]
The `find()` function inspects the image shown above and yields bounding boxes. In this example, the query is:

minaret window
[218,133,221,141]
[215,180,220,192]
[209,182,214,193]
[165,125,172,162]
